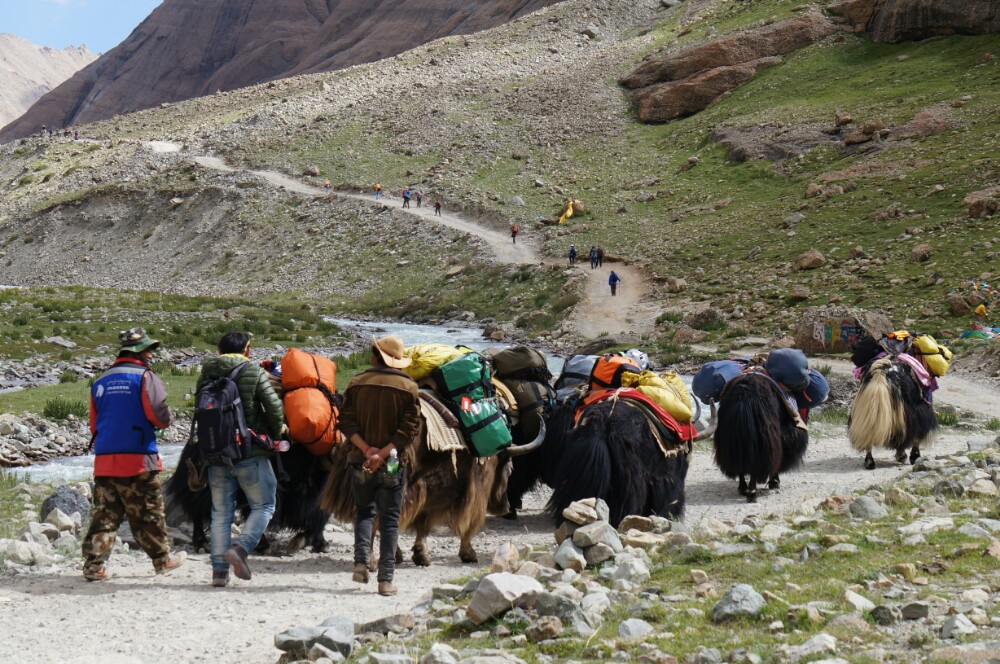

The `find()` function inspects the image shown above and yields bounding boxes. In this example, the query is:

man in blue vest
[82,327,185,581]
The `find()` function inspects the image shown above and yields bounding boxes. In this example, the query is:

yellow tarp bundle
[558,199,584,224]
[621,370,693,424]
[404,344,468,381]
[911,334,952,377]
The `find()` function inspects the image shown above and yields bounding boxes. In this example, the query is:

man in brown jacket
[339,335,421,596]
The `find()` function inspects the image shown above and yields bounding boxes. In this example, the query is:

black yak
[712,372,810,503]
[164,442,332,553]
[538,395,710,527]
[848,356,937,470]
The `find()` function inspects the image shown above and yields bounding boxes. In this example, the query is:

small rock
[711,584,765,623]
[941,614,977,638]
[618,618,654,639]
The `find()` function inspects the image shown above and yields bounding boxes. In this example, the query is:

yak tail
[848,358,905,451]
[546,406,612,526]
[318,444,359,523]
[713,374,780,483]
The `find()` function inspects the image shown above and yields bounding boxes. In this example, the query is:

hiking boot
[84,566,112,582]
[352,563,369,584]
[212,570,230,588]
[378,581,398,597]
[225,545,251,580]
[155,550,187,575]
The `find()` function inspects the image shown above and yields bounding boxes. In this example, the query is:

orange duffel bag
[589,354,641,390]
[281,348,341,455]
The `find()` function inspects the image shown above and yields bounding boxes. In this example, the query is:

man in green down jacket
[196,331,285,588]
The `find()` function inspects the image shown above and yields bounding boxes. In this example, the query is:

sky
[1,0,162,53]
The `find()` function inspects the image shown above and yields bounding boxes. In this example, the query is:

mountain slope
[0,0,562,142]
[0,34,96,128]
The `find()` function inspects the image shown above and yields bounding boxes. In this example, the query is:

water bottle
[385,449,399,476]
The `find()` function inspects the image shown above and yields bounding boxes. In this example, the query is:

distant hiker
[568,245,577,266]
[195,332,284,588]
[74,129,79,141]
[589,246,598,269]
[596,246,605,267]
[416,191,423,208]
[374,182,382,200]
[324,178,331,193]
[609,270,621,296]
[511,223,519,244]
[82,328,186,581]
[433,200,442,216]
[402,189,411,209]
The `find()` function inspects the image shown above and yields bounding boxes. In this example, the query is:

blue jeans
[352,466,404,582]
[208,456,277,572]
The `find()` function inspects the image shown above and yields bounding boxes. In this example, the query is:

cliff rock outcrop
[1,0,560,142]
[621,12,836,123]
[829,0,1000,43]
[0,35,96,127]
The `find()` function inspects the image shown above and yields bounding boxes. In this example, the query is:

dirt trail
[189,149,658,339]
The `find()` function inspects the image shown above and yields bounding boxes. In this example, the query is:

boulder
[466,573,542,624]
[41,485,90,524]
[274,617,354,658]
[711,584,766,623]
[795,248,826,270]
[534,591,597,636]
[793,306,893,355]
[618,618,655,639]
[911,243,932,262]
[525,616,562,643]
[848,496,888,519]
[491,541,520,573]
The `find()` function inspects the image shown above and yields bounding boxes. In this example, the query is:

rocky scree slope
[0,0,563,142]
[0,0,997,341]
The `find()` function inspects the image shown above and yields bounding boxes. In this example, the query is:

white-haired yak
[509,389,713,527]
[164,442,333,553]
[712,371,810,503]
[848,356,937,470]
[318,391,545,566]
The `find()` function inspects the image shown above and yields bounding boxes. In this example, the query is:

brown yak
[319,393,543,566]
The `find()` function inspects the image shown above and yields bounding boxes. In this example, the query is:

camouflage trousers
[81,472,170,575]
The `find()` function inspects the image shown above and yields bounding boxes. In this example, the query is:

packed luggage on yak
[848,329,947,470]
[694,349,829,503]
[507,348,714,526]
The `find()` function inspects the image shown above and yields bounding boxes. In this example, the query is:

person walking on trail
[589,246,599,269]
[511,223,519,244]
[596,246,605,267]
[324,178,331,193]
[402,188,411,209]
[609,270,622,296]
[341,336,421,597]
[415,191,423,208]
[433,200,442,216]
[374,182,382,200]
[568,244,577,265]
[82,327,186,582]
[194,332,285,588]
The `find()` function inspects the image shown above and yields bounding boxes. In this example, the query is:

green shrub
[58,371,79,383]
[936,409,959,427]
[30,329,44,339]
[655,311,683,325]
[986,418,1000,431]
[815,363,833,377]
[43,398,88,420]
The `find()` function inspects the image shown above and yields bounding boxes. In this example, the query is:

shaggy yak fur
[319,434,513,566]
[713,373,809,503]
[538,398,690,527]
[848,357,937,470]
[164,442,332,553]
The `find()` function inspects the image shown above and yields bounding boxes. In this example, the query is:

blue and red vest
[92,363,157,457]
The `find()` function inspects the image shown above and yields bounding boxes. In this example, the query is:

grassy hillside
[0,0,996,347]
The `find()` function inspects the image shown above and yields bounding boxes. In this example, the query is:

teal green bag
[432,352,494,402]
[456,399,512,457]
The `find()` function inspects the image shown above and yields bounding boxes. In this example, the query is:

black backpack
[190,364,250,467]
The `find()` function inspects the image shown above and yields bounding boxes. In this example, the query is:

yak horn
[693,400,718,441]
[505,419,547,457]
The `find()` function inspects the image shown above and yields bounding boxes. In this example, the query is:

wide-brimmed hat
[118,327,160,353]
[372,335,411,369]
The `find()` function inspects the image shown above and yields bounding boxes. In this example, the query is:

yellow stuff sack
[911,334,952,377]
[403,344,468,381]
[621,370,693,424]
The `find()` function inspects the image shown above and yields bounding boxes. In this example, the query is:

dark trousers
[611,283,618,296]
[352,466,404,582]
